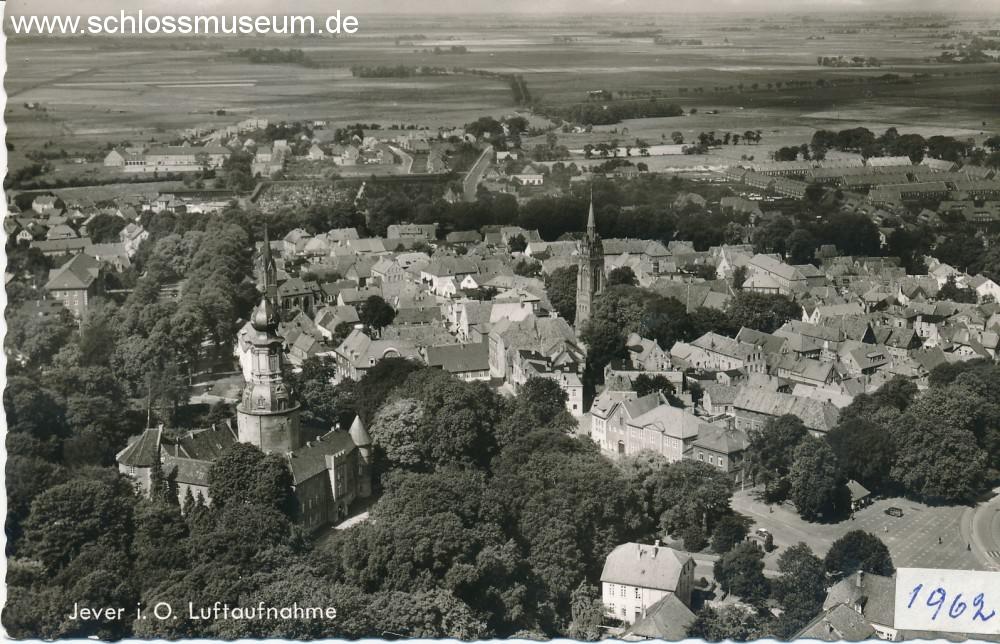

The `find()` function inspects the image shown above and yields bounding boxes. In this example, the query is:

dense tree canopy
[825,530,895,579]
[713,542,769,604]
[787,437,849,520]
[745,415,808,502]
[772,543,828,638]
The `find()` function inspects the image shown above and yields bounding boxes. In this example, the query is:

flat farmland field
[5,11,1000,178]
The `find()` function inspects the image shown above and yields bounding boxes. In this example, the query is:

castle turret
[575,193,606,330]
[348,415,372,498]
[236,234,301,454]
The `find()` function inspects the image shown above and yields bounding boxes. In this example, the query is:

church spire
[587,188,596,237]
[575,191,606,331]
[261,223,278,304]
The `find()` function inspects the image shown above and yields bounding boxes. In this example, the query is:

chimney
[654,539,660,558]
[856,570,864,588]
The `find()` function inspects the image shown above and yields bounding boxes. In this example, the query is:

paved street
[970,487,1000,571]
[731,488,985,572]
[462,146,493,201]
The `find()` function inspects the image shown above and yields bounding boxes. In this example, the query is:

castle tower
[236,234,301,454]
[575,194,606,330]
[348,415,373,498]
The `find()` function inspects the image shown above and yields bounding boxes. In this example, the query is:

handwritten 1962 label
[894,568,1000,636]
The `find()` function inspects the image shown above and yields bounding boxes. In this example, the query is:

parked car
[884,506,903,517]
[749,528,775,552]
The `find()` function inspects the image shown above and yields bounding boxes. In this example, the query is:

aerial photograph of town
[2,0,1000,641]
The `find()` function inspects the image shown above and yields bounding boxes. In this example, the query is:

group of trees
[698,531,894,640]
[265,354,772,638]
[751,210,882,265]
[744,363,999,525]
[542,99,684,127]
[363,174,734,250]
[745,415,850,520]
[808,126,974,163]
[828,363,999,503]
[350,64,452,78]
[235,48,314,66]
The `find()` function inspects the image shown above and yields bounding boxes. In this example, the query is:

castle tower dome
[348,414,373,498]
[348,415,372,447]
[237,232,301,455]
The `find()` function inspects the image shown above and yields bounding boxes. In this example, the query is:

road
[968,487,1000,571]
[462,146,493,202]
[732,488,984,572]
[389,145,414,174]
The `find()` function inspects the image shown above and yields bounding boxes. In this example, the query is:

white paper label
[894,568,1000,636]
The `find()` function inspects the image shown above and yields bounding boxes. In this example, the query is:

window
[620,585,626,598]
[634,587,641,599]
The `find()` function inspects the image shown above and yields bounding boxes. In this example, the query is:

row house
[423,342,491,382]
[774,354,838,387]
[745,253,811,294]
[332,329,422,383]
[623,404,708,462]
[732,386,841,437]
[487,315,582,382]
[672,332,767,373]
[685,424,750,486]
[511,350,585,415]
[625,333,672,371]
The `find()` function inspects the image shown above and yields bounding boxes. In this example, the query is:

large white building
[601,542,695,624]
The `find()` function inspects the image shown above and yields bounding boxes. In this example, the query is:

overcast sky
[7,0,1000,15]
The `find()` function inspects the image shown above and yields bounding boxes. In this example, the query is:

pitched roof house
[601,542,695,625]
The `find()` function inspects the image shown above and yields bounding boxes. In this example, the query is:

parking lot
[731,488,984,572]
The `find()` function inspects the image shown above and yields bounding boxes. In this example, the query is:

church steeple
[586,190,597,237]
[575,192,606,331]
[261,223,278,305]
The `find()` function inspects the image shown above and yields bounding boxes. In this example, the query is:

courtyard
[731,488,986,573]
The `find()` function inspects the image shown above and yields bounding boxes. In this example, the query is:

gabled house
[685,424,749,485]
[624,404,707,462]
[601,543,695,625]
[44,253,102,319]
[332,329,422,383]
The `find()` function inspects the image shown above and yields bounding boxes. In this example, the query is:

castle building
[117,230,372,531]
[576,196,606,329]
